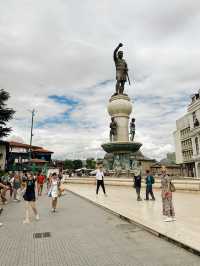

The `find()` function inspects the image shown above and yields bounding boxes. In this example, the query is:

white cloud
[1,0,200,160]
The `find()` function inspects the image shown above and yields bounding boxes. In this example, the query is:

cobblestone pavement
[0,191,200,266]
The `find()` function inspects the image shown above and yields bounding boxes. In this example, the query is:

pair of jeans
[146,185,155,200]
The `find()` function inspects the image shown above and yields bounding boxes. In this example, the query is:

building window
[180,127,190,138]
[195,137,199,155]
[193,112,196,122]
[193,112,199,127]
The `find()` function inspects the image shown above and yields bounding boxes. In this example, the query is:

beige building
[150,163,181,177]
[174,91,200,177]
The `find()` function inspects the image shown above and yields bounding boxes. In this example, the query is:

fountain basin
[101,141,142,154]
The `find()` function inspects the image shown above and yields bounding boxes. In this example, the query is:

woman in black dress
[23,173,39,224]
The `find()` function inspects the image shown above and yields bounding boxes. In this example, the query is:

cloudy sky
[1,0,200,160]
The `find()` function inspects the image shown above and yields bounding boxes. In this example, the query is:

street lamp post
[29,109,35,162]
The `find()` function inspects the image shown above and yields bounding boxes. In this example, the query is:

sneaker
[164,217,173,222]
[0,222,3,227]
[23,219,30,224]
[35,214,40,221]
[172,217,176,221]
[13,199,18,202]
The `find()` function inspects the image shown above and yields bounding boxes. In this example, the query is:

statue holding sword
[113,43,131,94]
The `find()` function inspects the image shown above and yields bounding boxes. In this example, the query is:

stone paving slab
[65,184,200,254]
[0,191,200,265]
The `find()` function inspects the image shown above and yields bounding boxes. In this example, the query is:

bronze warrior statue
[113,43,130,94]
[110,117,117,142]
[130,118,135,141]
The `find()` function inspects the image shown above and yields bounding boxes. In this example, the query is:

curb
[66,189,200,257]
[64,181,200,193]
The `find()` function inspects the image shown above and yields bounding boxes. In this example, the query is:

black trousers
[96,180,106,195]
[135,186,141,200]
[146,186,155,200]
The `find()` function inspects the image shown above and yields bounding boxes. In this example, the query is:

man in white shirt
[91,165,107,196]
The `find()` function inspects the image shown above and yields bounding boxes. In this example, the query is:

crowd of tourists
[1,164,176,226]
[0,171,64,226]
[133,164,176,222]
[93,164,176,223]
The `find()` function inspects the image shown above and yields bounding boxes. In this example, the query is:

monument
[101,43,142,174]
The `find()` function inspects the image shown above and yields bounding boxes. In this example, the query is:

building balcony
[180,134,190,140]
[189,126,200,137]
[182,146,192,151]
[183,158,194,163]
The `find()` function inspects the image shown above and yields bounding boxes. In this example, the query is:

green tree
[86,158,96,169]
[72,159,83,170]
[63,159,73,170]
[0,89,15,138]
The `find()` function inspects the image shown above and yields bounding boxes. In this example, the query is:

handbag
[48,189,52,197]
[164,191,172,199]
[169,182,176,192]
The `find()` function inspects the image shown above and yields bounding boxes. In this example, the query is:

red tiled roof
[8,141,53,153]
[33,148,53,153]
[8,141,41,149]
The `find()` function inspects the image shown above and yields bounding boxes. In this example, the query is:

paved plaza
[0,191,200,266]
[66,183,200,254]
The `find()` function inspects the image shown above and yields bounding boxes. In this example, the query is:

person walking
[1,173,12,199]
[145,170,155,200]
[12,174,22,202]
[46,174,51,193]
[21,171,28,194]
[58,171,63,181]
[0,182,9,227]
[0,175,8,205]
[48,173,60,212]
[37,172,45,196]
[161,167,176,222]
[7,173,13,199]
[91,165,107,197]
[23,173,39,224]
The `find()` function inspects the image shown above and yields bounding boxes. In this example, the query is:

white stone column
[107,95,132,142]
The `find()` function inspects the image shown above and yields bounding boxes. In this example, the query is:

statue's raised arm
[113,43,123,62]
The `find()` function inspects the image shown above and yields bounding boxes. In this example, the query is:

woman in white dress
[49,173,60,212]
